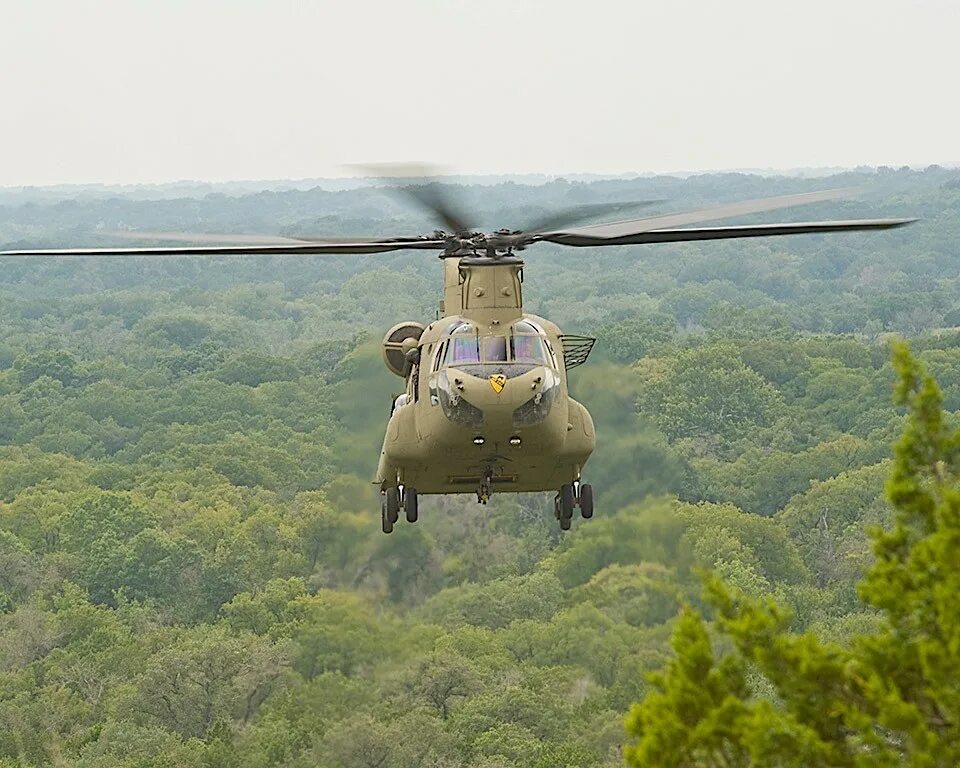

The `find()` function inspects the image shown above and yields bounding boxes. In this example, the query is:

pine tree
[625,342,960,767]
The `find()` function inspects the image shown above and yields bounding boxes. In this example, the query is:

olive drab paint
[376,255,596,512]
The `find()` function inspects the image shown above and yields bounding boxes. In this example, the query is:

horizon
[2,161,958,197]
[3,0,957,187]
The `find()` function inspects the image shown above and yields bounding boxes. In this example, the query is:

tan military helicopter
[0,179,913,532]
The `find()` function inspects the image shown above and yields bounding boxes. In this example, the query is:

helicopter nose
[449,366,553,425]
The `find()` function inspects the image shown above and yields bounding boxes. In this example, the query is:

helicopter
[0,178,914,532]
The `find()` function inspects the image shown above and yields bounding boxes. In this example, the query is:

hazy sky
[1,0,957,186]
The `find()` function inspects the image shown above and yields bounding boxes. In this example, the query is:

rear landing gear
[381,496,392,534]
[386,487,400,524]
[381,487,400,534]
[579,484,594,519]
[404,487,418,523]
[381,486,419,533]
[554,481,595,530]
[555,484,574,530]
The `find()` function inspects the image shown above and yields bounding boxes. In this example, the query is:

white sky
[1,0,957,186]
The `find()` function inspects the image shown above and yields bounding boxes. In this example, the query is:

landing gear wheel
[380,495,393,534]
[385,487,400,525]
[559,516,571,531]
[477,472,492,505]
[579,484,594,519]
[404,487,418,523]
[559,484,575,522]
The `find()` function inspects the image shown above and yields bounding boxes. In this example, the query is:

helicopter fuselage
[375,257,595,497]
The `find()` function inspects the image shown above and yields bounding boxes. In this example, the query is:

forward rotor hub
[438,229,529,259]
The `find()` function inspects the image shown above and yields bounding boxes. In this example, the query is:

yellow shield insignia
[489,374,507,393]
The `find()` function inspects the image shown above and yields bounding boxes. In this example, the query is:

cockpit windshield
[511,320,550,364]
[511,335,547,363]
[449,335,480,364]
[441,323,477,365]
[482,336,508,362]
[440,320,554,370]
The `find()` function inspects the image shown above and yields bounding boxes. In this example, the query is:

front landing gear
[476,470,493,505]
[554,482,595,530]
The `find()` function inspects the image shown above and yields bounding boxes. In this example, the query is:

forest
[0,165,958,766]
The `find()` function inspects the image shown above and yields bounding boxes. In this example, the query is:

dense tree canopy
[625,345,960,766]
[0,167,958,765]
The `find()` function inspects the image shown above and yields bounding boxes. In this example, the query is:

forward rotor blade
[101,230,444,247]
[99,230,312,245]
[0,238,447,258]
[350,163,474,233]
[538,218,916,247]
[517,200,665,236]
[542,188,860,240]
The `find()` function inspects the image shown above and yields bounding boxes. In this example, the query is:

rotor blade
[538,218,916,247]
[517,200,665,235]
[541,188,861,240]
[99,230,438,246]
[350,163,474,233]
[99,230,312,245]
[0,238,447,258]
[398,183,474,234]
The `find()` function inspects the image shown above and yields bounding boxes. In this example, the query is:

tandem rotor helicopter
[0,173,914,532]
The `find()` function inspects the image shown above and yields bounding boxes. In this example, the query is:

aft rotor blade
[539,218,916,247]
[518,200,665,236]
[0,239,447,258]
[351,163,474,233]
[541,188,860,240]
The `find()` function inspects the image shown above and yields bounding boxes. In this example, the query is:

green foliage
[596,311,675,363]
[571,563,680,628]
[637,344,784,443]
[678,502,808,591]
[777,462,890,602]
[15,349,87,387]
[0,169,957,765]
[416,570,564,629]
[625,608,752,767]
[549,499,692,589]
[625,344,960,766]
[213,352,301,387]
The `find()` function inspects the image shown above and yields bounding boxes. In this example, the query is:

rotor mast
[441,257,462,317]
[439,253,524,322]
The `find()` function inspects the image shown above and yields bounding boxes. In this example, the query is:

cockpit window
[449,336,480,364]
[432,341,447,372]
[445,323,480,365]
[511,334,547,363]
[439,320,555,370]
[510,320,550,364]
[482,336,508,362]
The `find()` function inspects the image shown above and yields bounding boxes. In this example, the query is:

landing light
[473,436,485,445]
[509,436,522,446]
